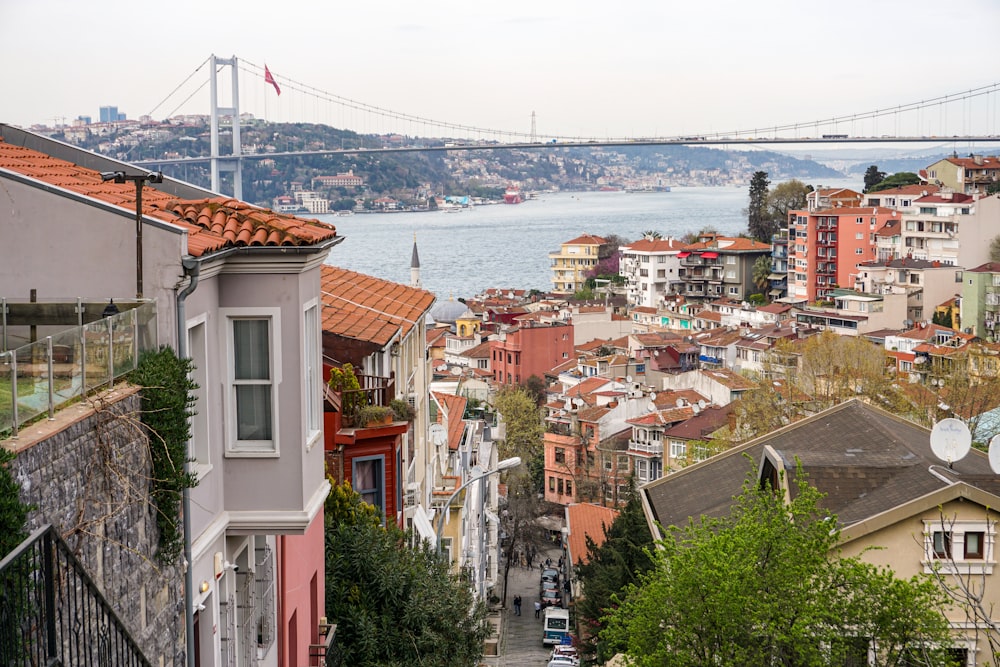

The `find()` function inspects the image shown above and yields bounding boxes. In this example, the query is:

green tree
[641,230,662,240]
[520,375,547,407]
[494,387,544,462]
[602,469,955,667]
[991,235,1000,263]
[746,171,772,242]
[574,493,655,664]
[864,165,887,192]
[752,254,772,295]
[0,447,31,558]
[325,482,491,667]
[867,171,921,193]
[765,179,811,229]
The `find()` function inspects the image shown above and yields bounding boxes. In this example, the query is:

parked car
[541,567,560,584]
[540,579,559,596]
[541,587,563,608]
[550,646,579,665]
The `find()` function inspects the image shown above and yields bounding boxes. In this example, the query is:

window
[728,286,739,295]
[855,248,864,255]
[617,454,629,471]
[565,480,572,496]
[223,309,281,455]
[555,448,565,464]
[440,537,453,565]
[965,532,984,559]
[353,455,385,518]
[549,476,556,491]
[726,255,736,265]
[187,315,211,474]
[557,478,564,494]
[932,530,952,559]
[303,302,321,447]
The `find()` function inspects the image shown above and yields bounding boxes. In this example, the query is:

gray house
[1,124,340,666]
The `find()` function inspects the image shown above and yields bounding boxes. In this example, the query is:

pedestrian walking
[534,600,542,618]
[513,595,522,616]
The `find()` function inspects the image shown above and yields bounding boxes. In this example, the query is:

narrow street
[482,543,567,667]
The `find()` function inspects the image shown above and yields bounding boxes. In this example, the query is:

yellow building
[549,234,611,294]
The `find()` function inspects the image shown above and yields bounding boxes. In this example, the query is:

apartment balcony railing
[0,301,157,438]
[628,439,663,456]
[0,524,152,666]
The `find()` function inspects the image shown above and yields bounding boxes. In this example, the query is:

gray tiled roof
[642,399,996,532]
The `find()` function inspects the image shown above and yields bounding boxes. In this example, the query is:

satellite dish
[626,375,633,383]
[990,434,1000,474]
[929,418,971,465]
[429,424,447,447]
[649,392,657,401]
[573,398,584,407]
[451,366,463,375]
[675,398,684,408]
[698,399,707,409]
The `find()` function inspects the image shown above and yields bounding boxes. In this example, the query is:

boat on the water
[503,187,523,204]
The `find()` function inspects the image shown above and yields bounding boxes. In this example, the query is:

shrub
[390,398,415,421]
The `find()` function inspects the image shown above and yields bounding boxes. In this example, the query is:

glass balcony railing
[0,302,158,438]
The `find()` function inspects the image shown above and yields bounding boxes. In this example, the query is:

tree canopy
[765,178,811,227]
[747,171,775,242]
[867,171,921,193]
[574,493,655,664]
[493,387,545,489]
[863,165,887,192]
[324,482,492,667]
[602,469,955,667]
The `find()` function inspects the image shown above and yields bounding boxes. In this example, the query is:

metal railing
[0,524,152,666]
[0,302,158,438]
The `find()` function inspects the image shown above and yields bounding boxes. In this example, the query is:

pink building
[787,206,897,302]
[277,515,327,666]
[490,320,574,385]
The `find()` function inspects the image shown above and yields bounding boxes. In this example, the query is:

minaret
[410,233,421,288]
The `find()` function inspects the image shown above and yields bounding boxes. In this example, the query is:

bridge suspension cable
[149,56,1000,144]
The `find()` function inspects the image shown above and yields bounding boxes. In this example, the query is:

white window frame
[303,299,321,451]
[922,519,995,575]
[222,307,282,457]
[186,313,212,479]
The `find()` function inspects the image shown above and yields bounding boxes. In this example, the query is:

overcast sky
[3,0,999,142]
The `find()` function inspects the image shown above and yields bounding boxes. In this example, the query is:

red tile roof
[0,139,339,258]
[566,503,619,567]
[320,265,435,346]
[563,234,608,246]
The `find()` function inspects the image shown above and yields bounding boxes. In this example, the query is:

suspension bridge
[133,55,1000,197]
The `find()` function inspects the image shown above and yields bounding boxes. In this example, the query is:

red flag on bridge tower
[264,65,281,96]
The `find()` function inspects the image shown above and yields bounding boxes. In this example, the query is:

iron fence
[0,524,152,666]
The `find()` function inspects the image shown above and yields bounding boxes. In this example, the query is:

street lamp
[100,170,163,298]
[435,456,521,555]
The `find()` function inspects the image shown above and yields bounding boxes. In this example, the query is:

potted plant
[354,404,394,428]
[390,398,415,422]
[328,363,364,425]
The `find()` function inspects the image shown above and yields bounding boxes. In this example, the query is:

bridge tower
[530,111,537,143]
[208,54,244,200]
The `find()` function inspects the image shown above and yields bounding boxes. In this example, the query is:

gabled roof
[432,392,468,451]
[662,404,732,441]
[0,138,338,258]
[461,341,492,359]
[563,233,608,246]
[642,399,1000,537]
[565,503,620,567]
[320,265,435,346]
[700,368,756,391]
[683,237,771,252]
[621,238,686,252]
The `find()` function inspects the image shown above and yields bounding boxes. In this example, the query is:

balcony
[0,299,157,438]
[629,438,663,456]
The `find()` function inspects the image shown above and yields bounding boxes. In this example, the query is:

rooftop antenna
[929,418,971,468]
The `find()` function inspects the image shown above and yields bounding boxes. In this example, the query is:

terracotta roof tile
[0,139,338,257]
[566,503,619,567]
[320,265,435,346]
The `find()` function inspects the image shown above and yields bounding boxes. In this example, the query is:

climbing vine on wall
[0,447,32,558]
[131,346,199,564]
